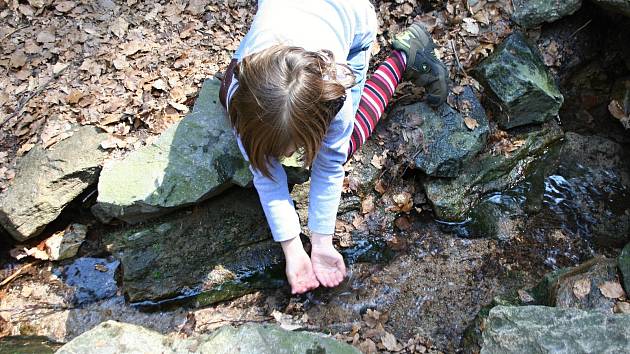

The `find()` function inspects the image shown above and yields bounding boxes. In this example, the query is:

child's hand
[280,237,320,294]
[310,233,346,287]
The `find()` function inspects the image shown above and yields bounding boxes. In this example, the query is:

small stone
[44,224,87,261]
[473,32,564,130]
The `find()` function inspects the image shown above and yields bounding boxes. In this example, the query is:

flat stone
[55,321,361,354]
[481,306,630,353]
[473,32,564,130]
[620,243,630,293]
[512,0,582,28]
[102,188,284,306]
[92,78,253,224]
[592,0,630,17]
[389,87,489,177]
[61,257,120,305]
[0,126,108,241]
[423,123,563,221]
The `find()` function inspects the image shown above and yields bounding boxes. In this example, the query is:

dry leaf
[573,278,591,299]
[55,1,75,13]
[598,281,626,299]
[374,179,386,194]
[608,100,627,120]
[9,50,27,68]
[394,216,411,231]
[381,331,398,351]
[392,192,413,213]
[371,153,385,169]
[361,195,375,214]
[36,30,55,43]
[614,302,630,314]
[517,289,534,303]
[464,117,479,130]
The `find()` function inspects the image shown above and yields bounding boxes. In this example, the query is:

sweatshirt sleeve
[235,136,302,242]
[307,93,354,235]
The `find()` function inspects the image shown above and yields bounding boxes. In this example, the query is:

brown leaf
[361,195,375,214]
[463,117,479,130]
[598,281,626,299]
[518,289,534,303]
[55,1,75,13]
[374,179,386,194]
[66,90,83,104]
[392,192,413,213]
[573,278,591,299]
[609,100,627,120]
[9,50,27,68]
[394,216,411,231]
[614,302,630,314]
[381,331,399,351]
[371,153,384,169]
[36,31,56,43]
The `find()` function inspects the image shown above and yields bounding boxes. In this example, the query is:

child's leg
[347,50,407,158]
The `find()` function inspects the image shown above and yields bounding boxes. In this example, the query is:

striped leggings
[347,50,406,158]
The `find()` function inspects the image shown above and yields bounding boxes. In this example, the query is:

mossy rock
[473,32,564,130]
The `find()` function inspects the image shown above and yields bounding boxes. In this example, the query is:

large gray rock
[92,78,252,224]
[473,32,564,130]
[592,0,630,17]
[620,243,630,293]
[512,0,582,28]
[423,123,563,221]
[0,126,108,241]
[389,87,489,177]
[481,306,630,353]
[531,257,618,313]
[103,187,284,306]
[55,321,361,354]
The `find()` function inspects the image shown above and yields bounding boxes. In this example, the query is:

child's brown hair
[228,45,355,178]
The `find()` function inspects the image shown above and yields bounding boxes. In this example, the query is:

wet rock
[466,196,524,241]
[103,188,285,306]
[481,306,630,353]
[592,0,630,17]
[92,78,252,224]
[389,87,489,177]
[512,0,582,28]
[61,257,119,305]
[552,133,630,247]
[473,33,564,130]
[0,126,108,241]
[620,243,630,293]
[423,123,563,221]
[56,321,360,354]
[532,257,618,313]
[0,336,62,354]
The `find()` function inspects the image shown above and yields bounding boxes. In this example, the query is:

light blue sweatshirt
[226,0,377,242]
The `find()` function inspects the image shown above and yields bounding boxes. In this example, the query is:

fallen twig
[1,25,28,42]
[0,55,84,130]
[450,39,468,77]
[0,260,40,288]
[570,20,592,38]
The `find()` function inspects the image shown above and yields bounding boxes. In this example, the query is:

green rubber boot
[392,23,449,107]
